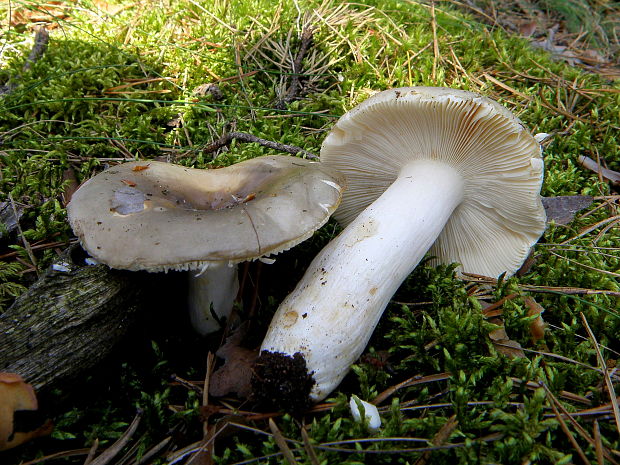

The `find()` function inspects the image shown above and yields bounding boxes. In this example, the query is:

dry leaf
[61,167,80,207]
[0,372,51,451]
[524,297,545,342]
[10,1,70,28]
[542,196,594,225]
[488,317,526,359]
[91,0,129,16]
[209,327,258,398]
[518,21,537,37]
[516,249,537,277]
[493,339,526,359]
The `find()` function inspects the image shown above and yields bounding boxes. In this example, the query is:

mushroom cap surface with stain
[67,156,346,272]
[321,86,546,277]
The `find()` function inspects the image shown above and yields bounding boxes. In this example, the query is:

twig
[269,418,299,465]
[373,372,451,405]
[300,425,321,465]
[1,27,50,95]
[23,27,50,72]
[170,374,204,396]
[483,73,532,100]
[593,420,604,465]
[83,439,99,465]
[542,383,592,465]
[481,292,519,317]
[578,155,620,185]
[131,436,171,465]
[548,250,620,278]
[0,239,74,260]
[537,87,590,123]
[7,192,39,276]
[89,410,143,465]
[203,351,215,407]
[541,382,619,465]
[275,27,314,109]
[413,415,458,465]
[201,131,317,159]
[430,2,439,81]
[19,448,91,465]
[183,352,217,465]
[461,273,620,297]
[580,313,620,434]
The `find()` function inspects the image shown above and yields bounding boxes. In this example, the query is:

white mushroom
[349,395,381,431]
[255,87,546,403]
[67,156,345,335]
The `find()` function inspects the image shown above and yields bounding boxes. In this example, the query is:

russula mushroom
[255,87,546,403]
[67,156,345,335]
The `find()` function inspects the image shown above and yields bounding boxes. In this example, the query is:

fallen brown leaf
[61,167,80,207]
[91,0,130,16]
[488,317,526,359]
[518,21,537,37]
[209,327,258,399]
[10,1,70,28]
[524,297,545,343]
[0,372,51,451]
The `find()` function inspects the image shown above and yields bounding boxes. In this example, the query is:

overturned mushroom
[67,156,345,335]
[255,87,546,403]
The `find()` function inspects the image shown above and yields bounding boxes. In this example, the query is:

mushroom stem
[259,160,465,401]
[188,264,239,335]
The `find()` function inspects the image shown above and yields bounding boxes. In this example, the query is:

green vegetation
[1,0,618,463]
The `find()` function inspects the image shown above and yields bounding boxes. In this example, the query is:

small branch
[430,2,439,81]
[580,313,620,435]
[275,27,314,109]
[202,131,318,160]
[373,372,451,405]
[8,192,39,276]
[23,27,50,72]
[542,383,592,465]
[269,418,299,465]
[89,410,142,465]
[578,154,620,185]
[83,439,99,465]
[1,27,50,95]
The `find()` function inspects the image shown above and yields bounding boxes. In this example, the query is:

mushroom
[67,155,346,335]
[255,87,546,403]
[350,395,381,431]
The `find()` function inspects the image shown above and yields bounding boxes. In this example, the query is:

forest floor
[0,0,619,464]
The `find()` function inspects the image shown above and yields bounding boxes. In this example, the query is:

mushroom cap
[320,87,546,277]
[67,156,346,272]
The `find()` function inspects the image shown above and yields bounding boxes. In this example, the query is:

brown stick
[1,27,50,95]
[202,131,317,160]
[275,27,314,109]
[23,27,50,72]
